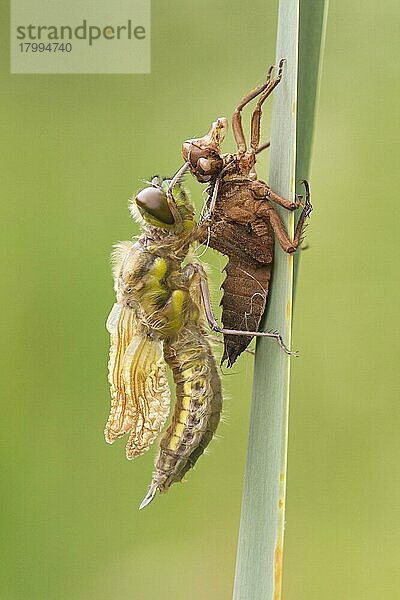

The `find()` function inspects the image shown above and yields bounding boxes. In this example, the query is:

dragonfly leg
[256,181,312,253]
[165,162,191,228]
[190,263,295,356]
[207,334,255,357]
[232,65,275,153]
[251,59,285,151]
[255,140,270,155]
[252,179,302,211]
[200,156,236,222]
[203,176,220,221]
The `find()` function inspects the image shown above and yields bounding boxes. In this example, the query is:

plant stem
[232,1,328,599]
[294,0,329,281]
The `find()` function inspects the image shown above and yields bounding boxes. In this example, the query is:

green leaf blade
[232,1,328,599]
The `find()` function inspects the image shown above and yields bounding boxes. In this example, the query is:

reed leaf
[232,1,328,599]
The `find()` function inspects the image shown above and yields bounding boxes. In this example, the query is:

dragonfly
[104,175,225,508]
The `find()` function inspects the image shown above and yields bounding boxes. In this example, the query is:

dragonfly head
[182,117,227,183]
[135,181,175,226]
[132,176,195,231]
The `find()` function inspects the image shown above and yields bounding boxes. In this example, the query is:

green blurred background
[1,1,399,598]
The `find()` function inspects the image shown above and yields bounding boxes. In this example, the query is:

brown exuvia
[181,60,312,366]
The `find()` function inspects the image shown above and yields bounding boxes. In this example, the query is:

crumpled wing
[186,264,207,328]
[104,303,171,459]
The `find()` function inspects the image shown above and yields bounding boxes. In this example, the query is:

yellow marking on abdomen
[183,378,195,396]
[181,396,191,410]
[174,423,185,438]
[168,435,181,451]
[183,376,206,405]
[171,289,185,314]
[150,256,168,279]
[179,409,189,424]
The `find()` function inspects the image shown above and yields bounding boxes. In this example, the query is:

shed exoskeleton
[180,60,313,366]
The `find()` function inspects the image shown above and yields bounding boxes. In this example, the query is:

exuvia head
[182,117,227,183]
[131,176,195,231]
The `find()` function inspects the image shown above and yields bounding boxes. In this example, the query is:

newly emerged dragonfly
[104,176,223,508]
[181,60,313,366]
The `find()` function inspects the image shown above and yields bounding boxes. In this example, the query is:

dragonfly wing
[122,335,171,459]
[105,303,137,443]
[104,303,171,459]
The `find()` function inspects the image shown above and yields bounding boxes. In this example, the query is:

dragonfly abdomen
[150,326,222,494]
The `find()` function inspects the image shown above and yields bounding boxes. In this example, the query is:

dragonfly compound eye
[135,186,175,225]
